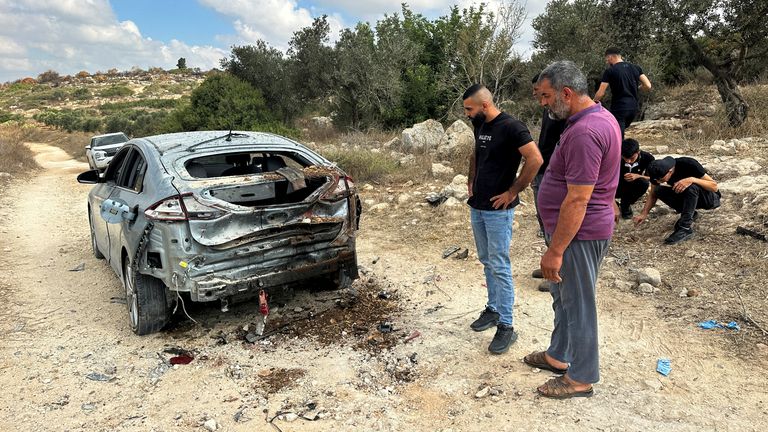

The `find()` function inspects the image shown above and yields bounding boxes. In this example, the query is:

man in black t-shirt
[634,156,721,244]
[463,84,543,355]
[616,138,654,219]
[530,74,567,292]
[594,47,652,138]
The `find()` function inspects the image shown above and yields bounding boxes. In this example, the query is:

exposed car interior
[184,152,308,179]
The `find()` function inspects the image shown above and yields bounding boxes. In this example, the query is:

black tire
[89,210,105,259]
[123,256,170,335]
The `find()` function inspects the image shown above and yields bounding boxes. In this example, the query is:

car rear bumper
[140,220,358,302]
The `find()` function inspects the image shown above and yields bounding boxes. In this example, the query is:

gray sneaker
[488,324,518,354]
[470,307,499,332]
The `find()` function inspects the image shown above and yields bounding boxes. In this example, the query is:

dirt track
[1,142,767,431]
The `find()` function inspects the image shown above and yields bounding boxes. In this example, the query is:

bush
[72,88,92,100]
[321,148,397,183]
[37,70,61,84]
[99,85,134,98]
[33,109,102,133]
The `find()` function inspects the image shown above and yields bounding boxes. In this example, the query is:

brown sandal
[523,351,568,375]
[537,376,594,399]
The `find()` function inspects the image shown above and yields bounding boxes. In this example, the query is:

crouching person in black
[616,138,653,219]
[634,156,721,244]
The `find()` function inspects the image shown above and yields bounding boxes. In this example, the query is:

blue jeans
[470,207,515,326]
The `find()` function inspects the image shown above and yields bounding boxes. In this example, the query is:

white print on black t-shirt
[478,134,492,141]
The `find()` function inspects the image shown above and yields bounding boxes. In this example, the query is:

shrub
[72,88,92,100]
[321,148,397,183]
[37,70,61,84]
[99,85,134,98]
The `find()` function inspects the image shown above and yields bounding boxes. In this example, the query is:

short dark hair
[621,139,640,158]
[531,73,540,84]
[463,83,484,100]
[647,156,676,184]
[604,47,621,56]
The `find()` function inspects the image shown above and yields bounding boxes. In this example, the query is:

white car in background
[86,132,130,171]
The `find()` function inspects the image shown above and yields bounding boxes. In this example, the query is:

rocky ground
[1,103,767,431]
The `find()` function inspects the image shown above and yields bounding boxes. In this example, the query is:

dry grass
[0,122,39,181]
[18,122,91,161]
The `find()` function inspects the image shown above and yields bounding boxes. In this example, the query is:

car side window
[103,147,131,183]
[117,150,147,193]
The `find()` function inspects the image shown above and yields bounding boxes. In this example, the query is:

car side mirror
[85,145,91,150]
[77,169,103,184]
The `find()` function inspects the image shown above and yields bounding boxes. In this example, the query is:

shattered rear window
[184,151,308,179]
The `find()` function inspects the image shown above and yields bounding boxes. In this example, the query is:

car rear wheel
[89,210,104,259]
[123,256,170,335]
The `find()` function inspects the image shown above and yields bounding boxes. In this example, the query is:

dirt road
[1,143,766,431]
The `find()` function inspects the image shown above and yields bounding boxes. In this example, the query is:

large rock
[628,119,685,132]
[703,156,762,179]
[431,163,454,177]
[719,175,768,215]
[442,174,469,201]
[402,119,444,153]
[437,120,474,158]
[636,267,662,287]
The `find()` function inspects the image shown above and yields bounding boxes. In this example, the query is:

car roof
[141,130,302,155]
[91,132,128,139]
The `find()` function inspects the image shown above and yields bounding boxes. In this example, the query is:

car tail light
[322,175,354,201]
[145,194,226,221]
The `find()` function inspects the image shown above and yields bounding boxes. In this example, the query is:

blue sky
[0,0,549,82]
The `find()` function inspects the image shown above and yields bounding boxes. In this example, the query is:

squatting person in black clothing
[594,47,652,138]
[616,138,654,219]
[530,74,566,292]
[633,156,721,244]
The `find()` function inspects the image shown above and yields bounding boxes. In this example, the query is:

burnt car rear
[79,131,361,335]
[149,142,360,302]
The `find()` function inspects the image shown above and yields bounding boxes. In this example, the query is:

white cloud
[200,0,345,49]
[0,0,228,82]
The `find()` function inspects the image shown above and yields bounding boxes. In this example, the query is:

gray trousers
[546,238,610,384]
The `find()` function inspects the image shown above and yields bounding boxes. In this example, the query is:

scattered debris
[169,354,194,365]
[404,330,421,343]
[475,386,491,398]
[377,321,394,334]
[454,248,469,259]
[426,192,448,206]
[656,358,671,376]
[377,290,391,300]
[69,263,85,272]
[85,372,114,382]
[442,245,461,259]
[109,296,126,304]
[736,226,767,242]
[372,256,380,264]
[698,320,740,331]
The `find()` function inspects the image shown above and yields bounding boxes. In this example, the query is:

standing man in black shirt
[530,74,567,292]
[616,138,654,219]
[594,47,652,138]
[634,156,721,244]
[463,84,543,354]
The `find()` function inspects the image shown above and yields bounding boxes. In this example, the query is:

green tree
[176,57,187,70]
[532,0,612,90]
[222,41,297,122]
[169,72,272,131]
[287,15,335,103]
[652,0,768,126]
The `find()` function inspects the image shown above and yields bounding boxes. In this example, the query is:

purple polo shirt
[537,103,621,240]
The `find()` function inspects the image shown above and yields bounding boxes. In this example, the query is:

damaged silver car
[77,131,361,335]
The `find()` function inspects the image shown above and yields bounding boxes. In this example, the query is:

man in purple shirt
[522,61,621,399]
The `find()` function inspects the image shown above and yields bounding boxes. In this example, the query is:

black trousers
[610,109,636,138]
[616,178,649,209]
[654,184,721,229]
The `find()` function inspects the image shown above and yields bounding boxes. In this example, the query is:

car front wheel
[123,256,170,335]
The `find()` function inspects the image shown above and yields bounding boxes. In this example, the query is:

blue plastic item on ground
[656,358,671,376]
[698,320,740,331]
